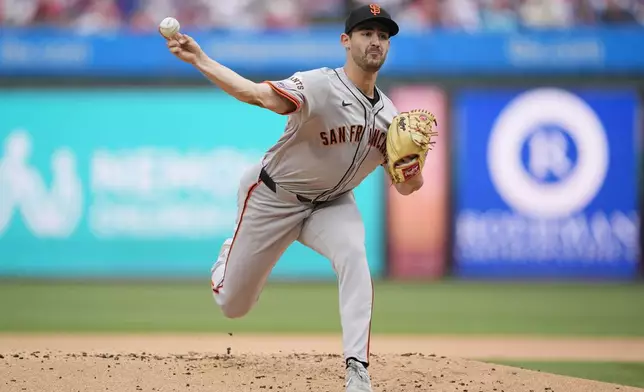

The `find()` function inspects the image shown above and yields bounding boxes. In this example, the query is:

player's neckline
[335,67,384,111]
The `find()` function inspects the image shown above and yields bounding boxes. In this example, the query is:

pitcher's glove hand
[385,109,439,184]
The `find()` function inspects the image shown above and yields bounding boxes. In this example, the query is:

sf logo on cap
[370,4,381,15]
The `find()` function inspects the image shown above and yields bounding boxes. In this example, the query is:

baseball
[159,17,180,38]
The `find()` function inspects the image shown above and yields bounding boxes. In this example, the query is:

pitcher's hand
[161,31,204,65]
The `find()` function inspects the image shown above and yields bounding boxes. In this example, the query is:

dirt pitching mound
[1,350,642,392]
[2,335,644,391]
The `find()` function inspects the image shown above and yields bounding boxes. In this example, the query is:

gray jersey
[261,67,399,202]
[210,66,400,367]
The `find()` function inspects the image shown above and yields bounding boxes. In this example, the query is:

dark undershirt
[359,87,380,106]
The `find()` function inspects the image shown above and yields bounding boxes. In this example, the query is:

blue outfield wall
[1,26,643,281]
[0,26,643,77]
[0,89,384,279]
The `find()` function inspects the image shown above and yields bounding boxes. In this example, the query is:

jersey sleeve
[262,69,329,117]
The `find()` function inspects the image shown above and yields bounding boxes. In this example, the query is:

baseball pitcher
[161,4,438,392]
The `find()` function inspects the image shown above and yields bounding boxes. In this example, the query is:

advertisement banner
[1,27,643,77]
[386,86,449,279]
[454,87,640,279]
[0,89,384,279]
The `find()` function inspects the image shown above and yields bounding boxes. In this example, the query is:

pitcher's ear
[340,33,351,50]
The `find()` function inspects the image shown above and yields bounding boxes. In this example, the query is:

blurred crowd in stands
[2,0,643,33]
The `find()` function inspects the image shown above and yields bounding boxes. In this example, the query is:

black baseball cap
[344,4,400,37]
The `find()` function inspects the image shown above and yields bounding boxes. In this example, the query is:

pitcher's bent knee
[214,293,253,319]
[220,303,251,319]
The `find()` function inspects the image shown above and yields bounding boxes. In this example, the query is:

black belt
[259,167,325,205]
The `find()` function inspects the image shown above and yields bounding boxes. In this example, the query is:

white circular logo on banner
[487,88,609,219]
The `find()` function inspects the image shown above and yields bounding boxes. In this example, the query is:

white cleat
[345,358,372,392]
[211,239,232,273]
